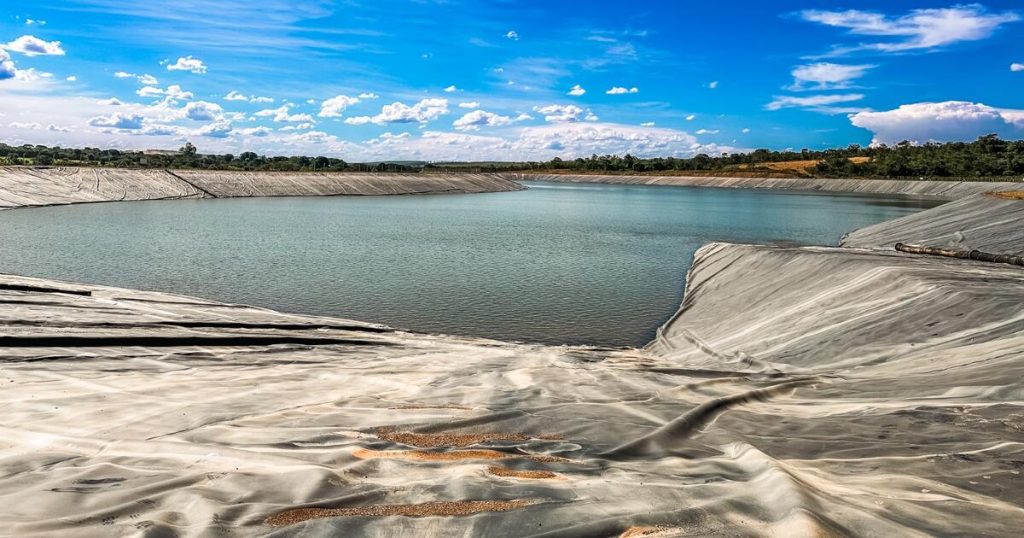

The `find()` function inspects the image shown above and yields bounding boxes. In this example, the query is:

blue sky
[1,1,1022,161]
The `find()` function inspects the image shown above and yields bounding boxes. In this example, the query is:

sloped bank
[508,172,1022,199]
[0,167,523,210]
[1,190,1022,536]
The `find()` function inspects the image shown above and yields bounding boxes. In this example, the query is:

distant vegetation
[2,135,1023,180]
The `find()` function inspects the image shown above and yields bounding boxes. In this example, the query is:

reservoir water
[0,181,940,346]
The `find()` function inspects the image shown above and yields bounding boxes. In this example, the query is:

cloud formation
[166,55,207,74]
[850,101,1024,145]
[345,98,449,125]
[606,86,638,95]
[567,84,586,96]
[319,95,360,117]
[5,35,65,56]
[452,110,511,130]
[799,6,1020,55]
[765,93,865,113]
[788,62,874,90]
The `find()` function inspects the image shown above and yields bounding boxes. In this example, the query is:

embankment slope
[0,167,523,209]
[510,172,1022,199]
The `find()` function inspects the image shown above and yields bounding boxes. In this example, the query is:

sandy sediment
[509,172,1023,199]
[0,166,524,209]
[1,191,1023,536]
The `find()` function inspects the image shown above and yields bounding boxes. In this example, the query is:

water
[0,181,940,347]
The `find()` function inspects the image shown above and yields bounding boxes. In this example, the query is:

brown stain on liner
[353,447,570,463]
[266,499,540,527]
[376,427,530,448]
[486,465,560,480]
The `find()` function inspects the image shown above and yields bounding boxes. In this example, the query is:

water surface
[0,181,939,346]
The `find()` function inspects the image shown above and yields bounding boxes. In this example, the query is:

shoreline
[1,184,1022,535]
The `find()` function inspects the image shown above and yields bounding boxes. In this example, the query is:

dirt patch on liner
[353,447,570,463]
[266,499,540,526]
[377,427,529,448]
[989,191,1024,200]
[486,465,560,479]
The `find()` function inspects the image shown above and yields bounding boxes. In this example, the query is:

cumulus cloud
[685,114,696,121]
[114,71,133,79]
[567,84,586,96]
[194,121,232,138]
[166,55,207,74]
[452,110,511,131]
[695,129,719,135]
[65,75,77,82]
[849,101,1024,145]
[97,98,123,106]
[707,81,718,89]
[443,85,460,93]
[0,50,15,80]
[640,122,655,127]
[88,112,144,130]
[765,93,865,113]
[1012,63,1024,72]
[505,31,519,40]
[606,86,639,95]
[5,35,65,56]
[224,90,248,101]
[138,74,158,85]
[345,98,449,125]
[358,92,379,99]
[319,94,360,117]
[533,104,597,123]
[799,6,1020,55]
[8,121,42,130]
[255,103,314,123]
[788,63,874,90]
[183,101,223,121]
[237,126,271,137]
[458,101,480,109]
[137,84,193,101]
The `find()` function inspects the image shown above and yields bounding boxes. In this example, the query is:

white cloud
[166,55,207,74]
[685,114,696,121]
[47,124,70,132]
[8,122,42,130]
[183,101,223,121]
[606,86,639,95]
[345,98,449,125]
[850,100,1024,145]
[88,112,144,130]
[533,104,593,123]
[237,126,271,137]
[97,98,123,106]
[695,129,719,135]
[707,81,718,89]
[458,101,480,109]
[765,93,865,113]
[358,92,379,99]
[1012,63,1024,72]
[319,94,360,117]
[279,122,315,131]
[25,19,46,26]
[137,84,193,101]
[742,128,751,134]
[114,71,133,79]
[788,63,874,90]
[250,96,273,103]
[225,90,249,101]
[443,85,459,93]
[5,35,65,56]
[194,121,232,138]
[567,84,586,96]
[452,110,511,131]
[255,103,314,123]
[65,75,77,82]
[505,31,519,40]
[0,50,16,81]
[138,74,158,85]
[640,122,655,127]
[799,6,1020,55]
[513,113,533,122]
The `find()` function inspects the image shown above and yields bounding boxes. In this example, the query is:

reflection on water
[0,181,940,346]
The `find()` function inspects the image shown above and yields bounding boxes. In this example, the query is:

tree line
[1,135,1023,179]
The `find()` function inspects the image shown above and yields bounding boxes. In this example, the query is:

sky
[0,0,1022,162]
